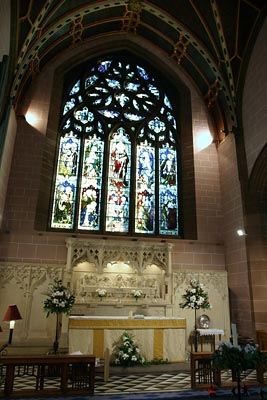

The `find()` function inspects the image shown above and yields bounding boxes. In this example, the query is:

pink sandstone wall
[242,18,267,331]
[218,134,254,337]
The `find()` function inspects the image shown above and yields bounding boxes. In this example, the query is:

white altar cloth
[68,316,186,362]
[197,329,224,336]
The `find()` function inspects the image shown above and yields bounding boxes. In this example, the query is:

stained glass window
[50,58,180,236]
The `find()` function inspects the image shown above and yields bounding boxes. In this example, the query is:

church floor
[2,368,266,400]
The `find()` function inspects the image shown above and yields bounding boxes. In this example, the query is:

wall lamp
[3,304,22,344]
[237,229,247,237]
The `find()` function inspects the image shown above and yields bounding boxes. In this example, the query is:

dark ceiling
[10,0,267,140]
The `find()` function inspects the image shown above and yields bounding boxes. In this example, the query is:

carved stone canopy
[66,238,173,275]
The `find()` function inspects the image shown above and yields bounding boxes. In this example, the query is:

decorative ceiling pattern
[11,0,267,140]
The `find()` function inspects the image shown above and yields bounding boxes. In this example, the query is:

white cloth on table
[197,328,224,336]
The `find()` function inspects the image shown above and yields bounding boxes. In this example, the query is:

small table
[197,329,224,351]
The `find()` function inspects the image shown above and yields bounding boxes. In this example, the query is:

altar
[68,316,186,362]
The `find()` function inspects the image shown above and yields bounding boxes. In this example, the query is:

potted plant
[211,341,266,399]
[112,332,146,367]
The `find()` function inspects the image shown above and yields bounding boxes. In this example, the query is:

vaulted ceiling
[10,0,267,141]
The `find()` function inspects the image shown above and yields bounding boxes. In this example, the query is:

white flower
[132,289,143,298]
[96,288,107,297]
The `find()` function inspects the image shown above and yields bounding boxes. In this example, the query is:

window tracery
[50,57,180,236]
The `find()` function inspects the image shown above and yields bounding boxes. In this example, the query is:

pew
[0,354,95,398]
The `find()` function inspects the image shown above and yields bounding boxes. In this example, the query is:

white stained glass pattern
[106,128,131,232]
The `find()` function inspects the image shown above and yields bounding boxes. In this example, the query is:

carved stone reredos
[66,238,173,275]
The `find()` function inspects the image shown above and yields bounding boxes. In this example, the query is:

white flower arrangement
[112,332,146,367]
[179,279,211,310]
[131,289,143,300]
[96,288,107,298]
[43,279,75,317]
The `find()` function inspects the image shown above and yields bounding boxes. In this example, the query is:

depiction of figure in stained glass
[137,147,154,185]
[79,185,99,228]
[106,189,129,231]
[136,189,154,232]
[160,149,176,185]
[53,182,75,227]
[58,138,79,177]
[111,141,129,186]
[83,142,102,178]
[160,190,177,231]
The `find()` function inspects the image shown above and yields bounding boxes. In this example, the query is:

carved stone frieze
[173,270,227,298]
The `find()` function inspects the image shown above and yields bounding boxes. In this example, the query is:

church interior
[0,0,267,397]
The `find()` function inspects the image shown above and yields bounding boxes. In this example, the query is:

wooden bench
[0,354,95,398]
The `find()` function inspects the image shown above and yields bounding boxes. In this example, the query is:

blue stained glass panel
[51,132,80,229]
[78,136,104,230]
[74,107,94,124]
[148,117,166,133]
[85,75,98,88]
[106,78,121,89]
[124,113,144,121]
[137,65,149,80]
[106,128,131,232]
[70,80,80,95]
[63,98,76,115]
[124,82,140,92]
[98,60,111,72]
[99,110,120,118]
[135,145,155,233]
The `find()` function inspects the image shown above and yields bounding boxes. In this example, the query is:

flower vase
[53,313,60,354]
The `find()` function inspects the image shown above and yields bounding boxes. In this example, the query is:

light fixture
[237,229,247,237]
[3,304,22,344]
[195,130,213,152]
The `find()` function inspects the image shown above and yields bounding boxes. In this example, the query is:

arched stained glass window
[50,57,180,236]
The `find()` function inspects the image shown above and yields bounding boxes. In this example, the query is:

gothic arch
[35,37,197,239]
